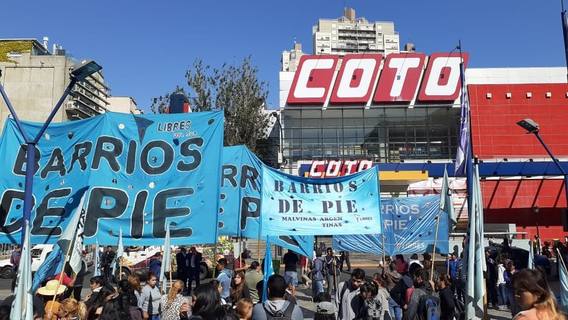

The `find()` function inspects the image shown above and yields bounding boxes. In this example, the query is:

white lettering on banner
[388,57,421,97]
[304,160,375,178]
[336,59,377,98]
[423,57,461,96]
[293,59,335,99]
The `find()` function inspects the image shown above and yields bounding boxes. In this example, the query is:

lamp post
[516,118,568,219]
[0,60,102,245]
[270,111,284,169]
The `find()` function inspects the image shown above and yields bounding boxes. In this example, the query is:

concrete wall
[0,52,71,132]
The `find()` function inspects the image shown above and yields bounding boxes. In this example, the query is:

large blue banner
[0,111,224,245]
[219,146,313,257]
[261,165,381,236]
[333,195,449,256]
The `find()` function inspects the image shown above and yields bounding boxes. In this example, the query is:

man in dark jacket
[176,247,190,293]
[188,246,202,294]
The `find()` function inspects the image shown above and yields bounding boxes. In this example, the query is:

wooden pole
[431,214,441,282]
[381,234,386,266]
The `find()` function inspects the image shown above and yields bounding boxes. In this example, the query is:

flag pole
[381,234,386,266]
[49,226,79,315]
[431,213,441,282]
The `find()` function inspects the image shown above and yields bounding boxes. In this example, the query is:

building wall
[469,82,568,240]
[0,52,70,130]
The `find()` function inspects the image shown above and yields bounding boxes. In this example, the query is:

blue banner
[261,165,381,236]
[0,111,224,245]
[219,146,313,257]
[333,195,449,256]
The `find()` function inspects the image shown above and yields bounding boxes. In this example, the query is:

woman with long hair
[230,271,250,305]
[235,298,253,320]
[127,275,143,309]
[512,269,566,320]
[190,283,222,319]
[57,298,87,320]
[161,280,188,320]
[437,273,455,320]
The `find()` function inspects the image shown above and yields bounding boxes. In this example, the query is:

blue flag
[93,241,101,277]
[528,240,534,269]
[159,225,171,290]
[441,166,456,227]
[31,194,86,292]
[10,221,33,320]
[262,237,274,302]
[455,61,470,177]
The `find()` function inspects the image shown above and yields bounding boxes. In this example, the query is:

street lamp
[0,59,102,245]
[516,118,568,220]
[270,111,284,168]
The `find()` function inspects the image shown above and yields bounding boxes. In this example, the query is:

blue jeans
[312,279,324,298]
[150,315,160,320]
[388,297,403,320]
[284,271,298,286]
[498,283,507,306]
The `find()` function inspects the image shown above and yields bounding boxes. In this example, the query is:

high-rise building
[312,7,400,55]
[0,38,109,129]
[281,42,304,72]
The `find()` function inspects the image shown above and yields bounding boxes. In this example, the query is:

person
[65,252,88,300]
[84,276,105,310]
[372,274,393,320]
[176,247,190,293]
[9,245,21,291]
[244,261,263,304]
[234,252,248,273]
[406,268,439,320]
[190,283,222,319]
[382,261,401,292]
[251,274,303,320]
[86,283,115,319]
[235,298,253,320]
[314,292,336,320]
[408,254,423,270]
[486,250,498,308]
[496,256,507,310]
[512,269,566,320]
[101,246,115,283]
[160,280,187,320]
[505,260,519,316]
[217,258,233,302]
[37,279,67,320]
[311,249,326,299]
[325,248,340,294]
[188,247,203,294]
[56,298,86,320]
[149,253,162,281]
[282,250,300,288]
[230,271,251,305]
[141,272,161,320]
[100,280,138,320]
[339,251,351,272]
[394,255,408,275]
[437,273,455,320]
[335,268,366,320]
[128,275,144,309]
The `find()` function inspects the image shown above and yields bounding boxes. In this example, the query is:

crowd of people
[1,242,567,320]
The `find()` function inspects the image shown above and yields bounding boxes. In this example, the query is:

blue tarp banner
[0,112,224,245]
[333,195,449,256]
[261,165,381,236]
[219,146,313,257]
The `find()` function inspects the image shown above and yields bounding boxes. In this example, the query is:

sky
[1,1,566,112]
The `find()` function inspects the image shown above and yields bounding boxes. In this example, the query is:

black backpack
[263,301,295,320]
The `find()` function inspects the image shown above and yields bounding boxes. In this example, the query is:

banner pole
[431,213,441,282]
[381,234,386,266]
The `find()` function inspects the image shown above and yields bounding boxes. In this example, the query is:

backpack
[417,294,440,320]
[389,277,409,307]
[262,301,295,320]
[366,298,384,320]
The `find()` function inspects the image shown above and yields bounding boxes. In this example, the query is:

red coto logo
[286,52,468,106]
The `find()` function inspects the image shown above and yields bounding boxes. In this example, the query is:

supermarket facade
[276,52,568,241]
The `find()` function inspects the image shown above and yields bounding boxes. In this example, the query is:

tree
[153,57,270,153]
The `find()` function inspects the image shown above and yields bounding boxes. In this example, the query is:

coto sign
[286,52,468,106]
[307,160,374,178]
